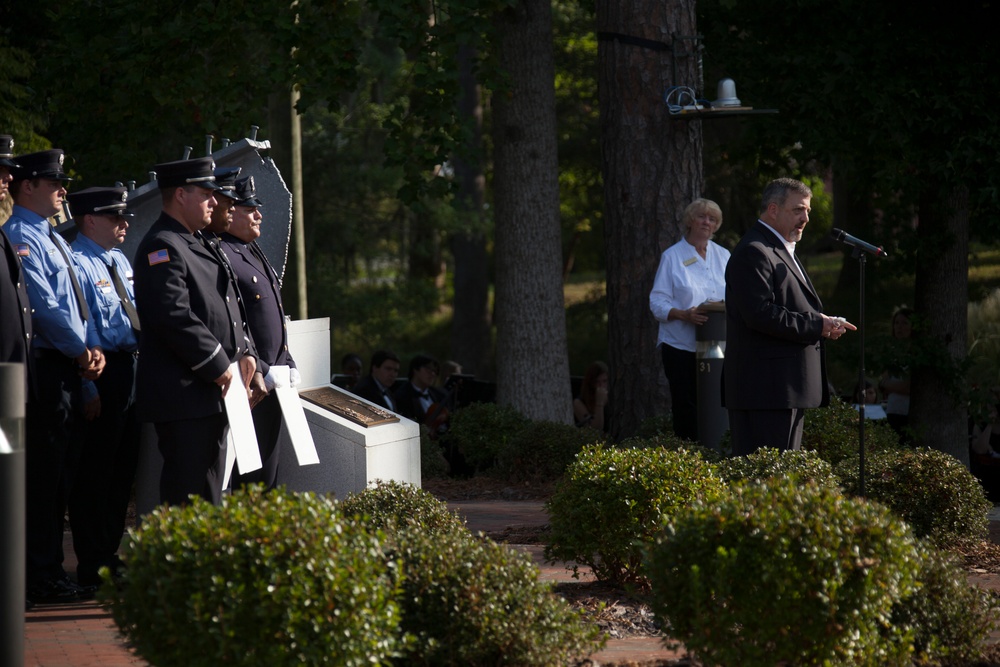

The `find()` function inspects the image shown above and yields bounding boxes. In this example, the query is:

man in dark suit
[220,175,299,489]
[133,157,266,506]
[723,177,856,456]
[0,135,32,385]
[394,354,446,425]
[350,350,401,412]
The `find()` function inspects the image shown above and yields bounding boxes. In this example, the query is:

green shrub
[340,479,466,537]
[545,444,726,586]
[646,477,921,667]
[619,432,726,463]
[634,413,674,439]
[418,428,451,479]
[835,447,990,546]
[718,447,839,488]
[496,419,604,482]
[103,486,400,667]
[386,526,602,666]
[802,396,902,466]
[892,540,998,665]
[441,402,530,473]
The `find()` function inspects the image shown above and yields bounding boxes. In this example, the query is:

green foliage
[620,432,726,463]
[418,428,452,479]
[718,447,839,489]
[546,444,726,586]
[646,478,921,667]
[968,287,1000,396]
[386,525,604,666]
[802,396,902,467]
[892,541,998,665]
[497,419,605,482]
[340,479,465,537]
[103,486,400,667]
[440,402,530,473]
[343,481,602,665]
[835,448,990,546]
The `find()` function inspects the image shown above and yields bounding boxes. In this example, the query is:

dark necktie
[105,259,141,334]
[49,226,90,322]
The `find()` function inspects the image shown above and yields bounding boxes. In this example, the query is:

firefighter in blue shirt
[67,186,140,588]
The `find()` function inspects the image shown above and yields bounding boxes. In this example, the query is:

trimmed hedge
[835,447,990,546]
[103,486,400,667]
[344,481,603,666]
[646,477,921,667]
[496,419,605,482]
[717,447,839,489]
[440,402,530,474]
[546,443,726,585]
[802,396,903,466]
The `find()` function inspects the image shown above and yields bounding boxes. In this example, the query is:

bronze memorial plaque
[300,387,401,428]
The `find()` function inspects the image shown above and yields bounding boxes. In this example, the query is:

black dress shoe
[26,575,85,604]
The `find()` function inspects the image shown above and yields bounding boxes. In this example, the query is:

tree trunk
[910,184,969,464]
[492,0,572,423]
[598,0,703,439]
[449,44,493,378]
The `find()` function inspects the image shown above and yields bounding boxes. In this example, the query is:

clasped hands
[213,355,268,408]
[821,315,857,340]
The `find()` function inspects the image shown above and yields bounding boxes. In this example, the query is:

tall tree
[449,44,493,378]
[492,0,572,422]
[597,0,704,438]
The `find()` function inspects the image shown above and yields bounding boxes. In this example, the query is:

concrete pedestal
[135,317,420,515]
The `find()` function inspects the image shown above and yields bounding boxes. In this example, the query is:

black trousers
[661,344,698,441]
[155,413,228,506]
[233,391,282,491]
[25,352,81,585]
[68,352,138,578]
[728,408,805,457]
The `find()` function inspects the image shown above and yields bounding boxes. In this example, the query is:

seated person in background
[880,305,913,444]
[350,350,401,412]
[852,378,886,419]
[436,360,463,388]
[574,361,609,431]
[394,354,447,427]
[336,353,364,390]
[971,391,1000,460]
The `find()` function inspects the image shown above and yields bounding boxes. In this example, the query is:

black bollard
[0,362,26,667]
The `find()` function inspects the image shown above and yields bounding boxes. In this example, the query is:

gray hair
[760,178,812,214]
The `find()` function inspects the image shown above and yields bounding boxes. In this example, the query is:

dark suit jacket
[393,382,446,423]
[219,234,295,371]
[133,213,252,422]
[0,227,33,393]
[350,375,397,412]
[723,221,828,410]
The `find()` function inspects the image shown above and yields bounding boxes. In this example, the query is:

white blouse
[649,237,730,352]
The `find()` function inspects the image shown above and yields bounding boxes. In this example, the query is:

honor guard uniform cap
[153,157,219,190]
[11,149,72,181]
[68,186,134,219]
[234,175,263,208]
[212,166,242,200]
[0,134,18,168]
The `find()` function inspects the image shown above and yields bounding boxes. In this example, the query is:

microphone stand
[851,247,867,497]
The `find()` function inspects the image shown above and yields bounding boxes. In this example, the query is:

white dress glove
[289,367,301,388]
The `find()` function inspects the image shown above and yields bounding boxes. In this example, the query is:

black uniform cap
[213,166,242,200]
[234,175,263,208]
[10,149,72,181]
[0,134,18,168]
[68,186,134,219]
[154,157,218,190]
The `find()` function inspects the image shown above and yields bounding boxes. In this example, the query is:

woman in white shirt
[649,199,730,441]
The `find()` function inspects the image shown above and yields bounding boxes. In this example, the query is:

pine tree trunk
[449,44,493,378]
[598,0,704,438]
[911,184,969,464]
[492,0,572,423]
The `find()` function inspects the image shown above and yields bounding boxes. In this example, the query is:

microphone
[830,228,888,258]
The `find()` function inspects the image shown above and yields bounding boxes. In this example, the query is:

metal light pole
[0,362,26,667]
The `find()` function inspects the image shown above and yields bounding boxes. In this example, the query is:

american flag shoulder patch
[15,244,29,257]
[147,249,170,265]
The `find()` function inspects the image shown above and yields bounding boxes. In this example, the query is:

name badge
[682,257,698,267]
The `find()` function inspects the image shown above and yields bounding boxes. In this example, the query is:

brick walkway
[22,502,1000,666]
